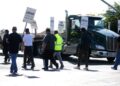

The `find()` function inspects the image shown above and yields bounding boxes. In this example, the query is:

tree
[103,2,120,32]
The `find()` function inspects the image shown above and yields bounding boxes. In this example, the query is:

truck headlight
[95,45,105,50]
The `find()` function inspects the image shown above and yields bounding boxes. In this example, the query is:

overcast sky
[0,0,119,33]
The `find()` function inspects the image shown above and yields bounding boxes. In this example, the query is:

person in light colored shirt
[22,28,35,70]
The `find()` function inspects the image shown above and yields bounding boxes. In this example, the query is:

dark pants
[23,46,35,68]
[3,47,9,63]
[77,49,90,68]
[43,50,58,70]
[113,49,120,69]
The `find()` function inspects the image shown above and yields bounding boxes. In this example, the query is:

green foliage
[103,2,120,32]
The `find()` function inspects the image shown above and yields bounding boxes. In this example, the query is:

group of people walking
[1,26,120,75]
[2,27,64,75]
[41,28,64,71]
[2,27,36,75]
[3,27,22,75]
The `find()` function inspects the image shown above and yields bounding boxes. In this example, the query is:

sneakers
[111,67,117,70]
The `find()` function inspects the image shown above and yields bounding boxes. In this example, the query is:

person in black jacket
[76,28,91,70]
[41,28,58,71]
[2,30,10,64]
[8,27,22,75]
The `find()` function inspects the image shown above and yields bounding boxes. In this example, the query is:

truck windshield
[88,17,104,30]
[68,16,104,43]
[94,20,104,28]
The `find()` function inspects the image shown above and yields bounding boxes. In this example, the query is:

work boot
[74,66,80,70]
[84,67,88,71]
[42,67,48,71]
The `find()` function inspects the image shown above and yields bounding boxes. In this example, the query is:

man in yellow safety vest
[49,30,64,69]
[54,30,64,69]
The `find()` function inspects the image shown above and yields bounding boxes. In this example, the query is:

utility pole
[65,10,69,42]
[101,0,119,13]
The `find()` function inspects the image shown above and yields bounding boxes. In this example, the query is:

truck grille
[106,36,117,51]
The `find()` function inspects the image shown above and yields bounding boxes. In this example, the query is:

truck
[61,11,119,62]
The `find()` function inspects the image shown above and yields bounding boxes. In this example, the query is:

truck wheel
[107,57,115,63]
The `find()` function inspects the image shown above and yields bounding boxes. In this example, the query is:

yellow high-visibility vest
[54,34,63,51]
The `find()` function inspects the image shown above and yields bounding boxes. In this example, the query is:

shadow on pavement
[22,68,40,71]
[32,69,40,71]
[74,67,99,72]
[84,69,98,72]
[43,68,60,72]
[25,75,40,79]
[0,62,11,65]
[6,74,40,78]
[61,68,71,71]
[6,74,23,77]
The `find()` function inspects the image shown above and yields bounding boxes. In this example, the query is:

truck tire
[107,57,115,63]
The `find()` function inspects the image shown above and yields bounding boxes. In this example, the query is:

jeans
[10,53,18,74]
[113,49,120,69]
[54,52,64,67]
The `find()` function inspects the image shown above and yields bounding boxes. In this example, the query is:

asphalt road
[0,55,120,86]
